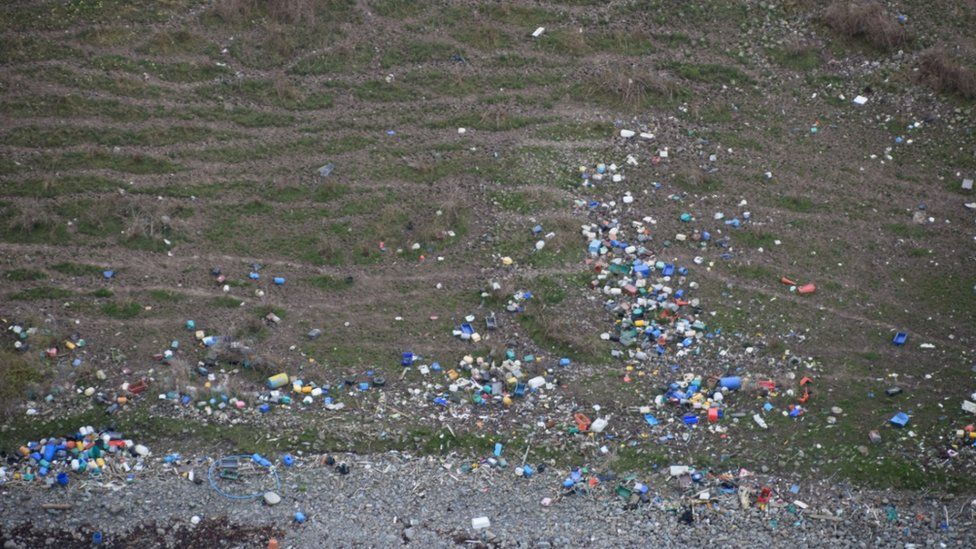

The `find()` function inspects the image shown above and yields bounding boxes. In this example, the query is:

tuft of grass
[148,290,186,302]
[823,1,909,51]
[518,312,604,364]
[535,121,613,140]
[101,301,142,319]
[0,36,77,64]
[380,41,458,68]
[0,351,45,416]
[886,223,926,239]
[673,172,721,193]
[91,288,114,298]
[426,112,546,132]
[735,230,778,249]
[3,269,47,281]
[9,286,73,300]
[667,62,754,85]
[918,49,976,101]
[289,45,372,75]
[0,125,234,148]
[49,262,106,277]
[370,0,428,18]
[45,151,182,175]
[728,263,776,280]
[90,54,229,83]
[138,30,216,56]
[779,195,818,213]
[199,78,334,110]
[568,69,688,112]
[352,80,417,102]
[767,44,822,71]
[211,296,244,308]
[308,274,354,291]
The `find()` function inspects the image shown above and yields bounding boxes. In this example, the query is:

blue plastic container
[719,376,742,390]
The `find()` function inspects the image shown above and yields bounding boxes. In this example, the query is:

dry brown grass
[8,200,59,236]
[824,1,909,51]
[918,49,976,100]
[586,70,686,112]
[215,0,316,25]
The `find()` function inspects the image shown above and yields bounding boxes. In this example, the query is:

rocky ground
[2,452,974,548]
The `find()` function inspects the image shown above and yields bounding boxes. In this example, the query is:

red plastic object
[574,413,592,432]
[797,283,817,294]
[757,486,772,504]
[707,407,721,422]
[780,277,796,285]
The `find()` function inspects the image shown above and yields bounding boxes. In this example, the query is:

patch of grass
[0,125,235,148]
[567,70,688,112]
[91,288,114,298]
[0,351,45,415]
[886,223,926,239]
[673,172,721,193]
[710,131,761,150]
[184,107,297,128]
[9,286,73,300]
[611,444,669,473]
[211,296,243,308]
[918,49,976,101]
[667,62,754,85]
[0,36,78,64]
[735,230,778,249]
[148,290,186,302]
[836,455,965,492]
[904,271,976,324]
[101,301,142,319]
[352,80,418,102]
[380,41,458,68]
[289,44,373,75]
[491,54,536,68]
[199,78,334,110]
[2,0,184,31]
[0,94,152,122]
[537,29,654,57]
[3,269,47,281]
[90,54,229,83]
[23,65,164,99]
[122,235,168,253]
[50,262,105,277]
[480,3,555,27]
[490,189,565,213]
[518,312,604,364]
[823,1,909,52]
[535,121,613,140]
[728,263,776,280]
[43,151,182,175]
[74,26,141,47]
[778,195,818,213]
[308,275,354,291]
[0,175,122,199]
[138,29,216,56]
[768,44,822,71]
[531,275,568,305]
[427,112,546,132]
[371,0,429,18]
[451,21,513,51]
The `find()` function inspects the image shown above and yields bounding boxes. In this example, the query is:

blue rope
[207,454,281,500]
